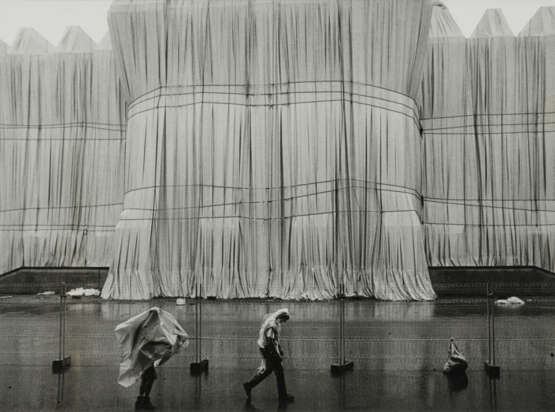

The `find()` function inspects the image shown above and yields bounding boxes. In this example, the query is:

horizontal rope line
[424,222,555,227]
[3,336,554,343]
[0,125,124,133]
[424,198,555,213]
[0,227,114,232]
[423,130,555,136]
[140,336,555,342]
[129,89,418,119]
[0,224,115,228]
[124,190,555,214]
[0,137,125,141]
[124,186,419,212]
[424,120,555,131]
[129,80,416,111]
[127,98,421,128]
[424,196,555,202]
[124,179,420,197]
[0,203,123,214]
[0,121,125,128]
[421,111,555,121]
[434,282,555,287]
[120,209,419,222]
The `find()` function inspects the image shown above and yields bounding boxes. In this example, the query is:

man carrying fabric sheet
[115,307,188,410]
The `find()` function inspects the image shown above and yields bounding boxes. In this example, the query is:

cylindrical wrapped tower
[102,0,437,300]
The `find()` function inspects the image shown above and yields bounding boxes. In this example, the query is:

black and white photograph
[0,0,554,410]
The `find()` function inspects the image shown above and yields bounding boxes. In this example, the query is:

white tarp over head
[115,307,188,387]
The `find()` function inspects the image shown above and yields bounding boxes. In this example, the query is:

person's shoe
[143,396,156,410]
[135,396,156,410]
[243,382,252,401]
[279,394,295,403]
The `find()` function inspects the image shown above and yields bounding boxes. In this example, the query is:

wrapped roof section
[519,7,555,37]
[11,27,55,54]
[429,2,464,38]
[471,9,514,38]
[57,26,96,53]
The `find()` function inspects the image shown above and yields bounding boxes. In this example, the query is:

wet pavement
[2,296,555,411]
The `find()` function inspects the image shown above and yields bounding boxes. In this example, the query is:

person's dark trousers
[140,366,157,397]
[136,366,157,409]
[245,349,287,399]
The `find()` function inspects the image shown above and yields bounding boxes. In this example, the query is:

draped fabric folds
[101,0,437,300]
[0,28,126,276]
[421,7,555,272]
[5,2,551,301]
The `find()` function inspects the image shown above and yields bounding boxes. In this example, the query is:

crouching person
[243,308,295,405]
[115,307,189,410]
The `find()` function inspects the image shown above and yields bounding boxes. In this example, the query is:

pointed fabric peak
[97,32,112,50]
[519,7,555,37]
[0,40,7,55]
[430,3,464,38]
[58,26,95,52]
[471,9,514,38]
[12,27,54,54]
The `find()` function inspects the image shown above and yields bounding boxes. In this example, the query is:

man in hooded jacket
[243,308,295,404]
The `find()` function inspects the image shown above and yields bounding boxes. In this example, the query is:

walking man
[243,308,295,405]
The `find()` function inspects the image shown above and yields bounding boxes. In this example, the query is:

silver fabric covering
[1,3,553,301]
[101,0,436,300]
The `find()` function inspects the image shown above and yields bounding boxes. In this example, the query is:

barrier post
[52,283,71,374]
[331,289,353,375]
[330,174,354,375]
[484,283,500,378]
[190,282,208,375]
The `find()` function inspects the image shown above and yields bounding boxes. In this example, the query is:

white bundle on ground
[66,287,101,297]
[496,296,525,305]
[0,27,126,276]
[101,0,436,301]
[507,296,525,304]
[115,307,188,387]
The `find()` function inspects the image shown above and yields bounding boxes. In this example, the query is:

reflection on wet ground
[2,296,555,411]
